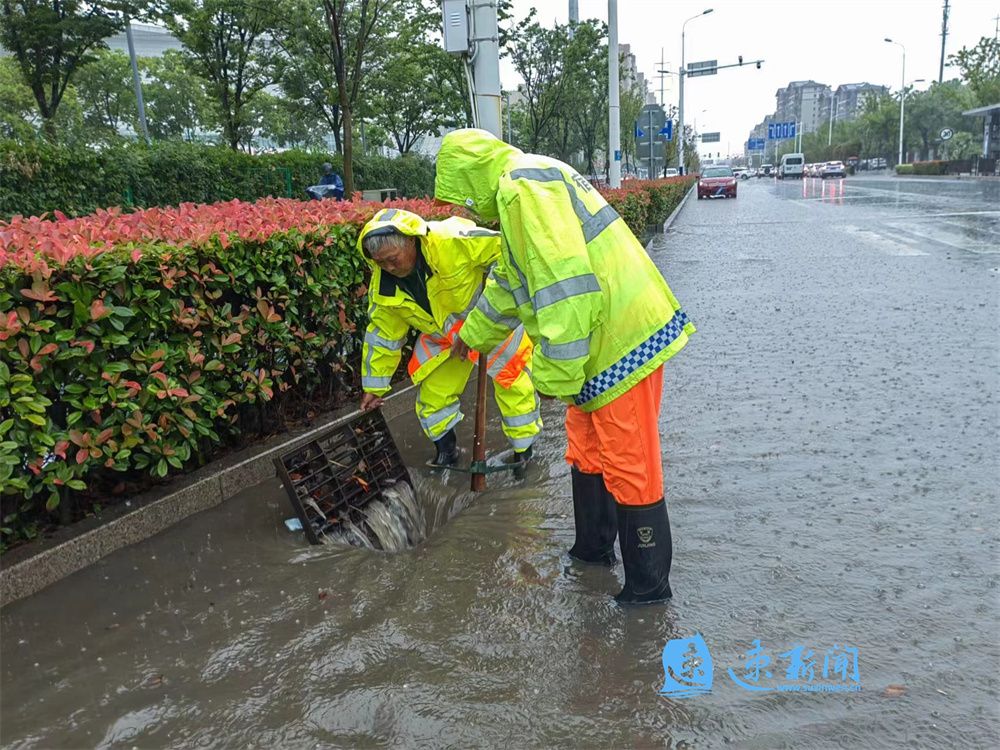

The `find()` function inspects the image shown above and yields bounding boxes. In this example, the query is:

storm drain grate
[274,409,412,545]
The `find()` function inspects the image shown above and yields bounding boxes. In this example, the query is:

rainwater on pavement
[2,175,998,749]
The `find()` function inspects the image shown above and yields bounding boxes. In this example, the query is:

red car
[698,166,738,199]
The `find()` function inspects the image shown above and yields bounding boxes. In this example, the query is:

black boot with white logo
[568,468,618,566]
[427,429,460,468]
[615,499,673,605]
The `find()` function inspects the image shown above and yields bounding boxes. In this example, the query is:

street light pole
[828,94,838,146]
[608,0,621,187]
[885,38,906,165]
[678,8,713,175]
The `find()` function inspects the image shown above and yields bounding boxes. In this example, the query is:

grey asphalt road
[1,174,997,749]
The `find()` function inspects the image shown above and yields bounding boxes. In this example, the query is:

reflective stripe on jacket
[434,128,695,412]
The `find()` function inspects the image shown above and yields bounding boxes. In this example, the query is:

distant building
[775,80,831,134]
[620,44,649,99]
[105,22,183,58]
[833,83,889,121]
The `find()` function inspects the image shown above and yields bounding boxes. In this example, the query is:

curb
[0,386,417,607]
[663,182,697,234]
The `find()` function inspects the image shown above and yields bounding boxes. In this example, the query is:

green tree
[619,75,644,174]
[566,21,609,176]
[0,0,123,139]
[0,56,37,139]
[141,49,215,140]
[253,92,329,150]
[74,48,137,139]
[364,1,468,154]
[904,80,976,160]
[161,0,282,151]
[315,0,395,196]
[950,36,1000,106]
[508,14,575,152]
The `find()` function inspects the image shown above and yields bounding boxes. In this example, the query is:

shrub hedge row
[896,160,949,176]
[0,177,694,550]
[0,140,437,220]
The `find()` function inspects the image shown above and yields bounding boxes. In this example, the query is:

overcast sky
[502,0,999,157]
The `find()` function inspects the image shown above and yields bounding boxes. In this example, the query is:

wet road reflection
[2,175,998,748]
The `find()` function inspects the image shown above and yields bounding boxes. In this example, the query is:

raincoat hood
[434,129,522,221]
[356,208,429,271]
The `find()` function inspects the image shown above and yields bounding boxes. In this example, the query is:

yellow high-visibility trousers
[414,355,541,451]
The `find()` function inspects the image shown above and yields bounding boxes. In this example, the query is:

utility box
[442,0,469,55]
[361,188,398,202]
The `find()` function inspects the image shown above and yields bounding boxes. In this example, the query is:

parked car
[665,168,680,177]
[822,161,847,178]
[778,153,805,179]
[697,166,738,199]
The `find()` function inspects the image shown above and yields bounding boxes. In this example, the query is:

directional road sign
[686,60,718,77]
[747,138,766,151]
[659,121,673,141]
[767,121,797,140]
[701,132,721,143]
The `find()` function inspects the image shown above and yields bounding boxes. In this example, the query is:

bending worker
[356,208,541,468]
[435,129,695,605]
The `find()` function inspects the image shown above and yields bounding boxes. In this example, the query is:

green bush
[895,164,915,175]
[911,160,948,175]
[602,177,696,234]
[0,197,456,550]
[0,139,436,220]
[0,177,692,550]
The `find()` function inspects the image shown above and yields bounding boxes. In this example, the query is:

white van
[779,153,805,179]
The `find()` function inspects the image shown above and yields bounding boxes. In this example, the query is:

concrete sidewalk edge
[1,385,418,607]
[663,182,697,234]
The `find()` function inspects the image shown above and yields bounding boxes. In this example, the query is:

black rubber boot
[506,445,533,481]
[615,499,673,605]
[568,468,618,566]
[427,429,459,468]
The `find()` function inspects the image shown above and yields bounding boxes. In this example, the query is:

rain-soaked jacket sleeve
[361,301,410,396]
[461,261,522,353]
[503,187,602,398]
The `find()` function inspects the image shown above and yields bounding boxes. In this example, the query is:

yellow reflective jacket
[434,129,695,412]
[357,208,504,394]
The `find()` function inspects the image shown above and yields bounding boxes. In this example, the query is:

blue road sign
[659,121,673,141]
[635,125,645,137]
[747,138,765,151]
[614,150,621,161]
[768,121,797,140]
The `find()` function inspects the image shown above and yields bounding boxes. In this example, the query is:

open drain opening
[274,410,424,551]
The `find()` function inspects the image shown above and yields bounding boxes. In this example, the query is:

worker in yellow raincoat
[435,129,696,604]
[357,208,541,469]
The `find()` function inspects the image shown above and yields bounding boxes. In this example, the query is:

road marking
[839,225,929,256]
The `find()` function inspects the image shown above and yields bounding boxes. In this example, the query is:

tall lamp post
[885,38,907,165]
[678,8,714,175]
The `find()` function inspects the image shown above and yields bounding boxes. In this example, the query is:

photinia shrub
[0,178,693,549]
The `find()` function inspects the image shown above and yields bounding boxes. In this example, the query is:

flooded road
[2,175,998,748]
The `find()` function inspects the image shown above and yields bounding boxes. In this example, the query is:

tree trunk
[341,105,355,197]
[42,116,58,142]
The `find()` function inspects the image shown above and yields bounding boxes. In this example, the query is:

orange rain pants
[564,366,664,506]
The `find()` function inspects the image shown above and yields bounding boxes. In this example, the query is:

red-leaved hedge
[0,179,693,549]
